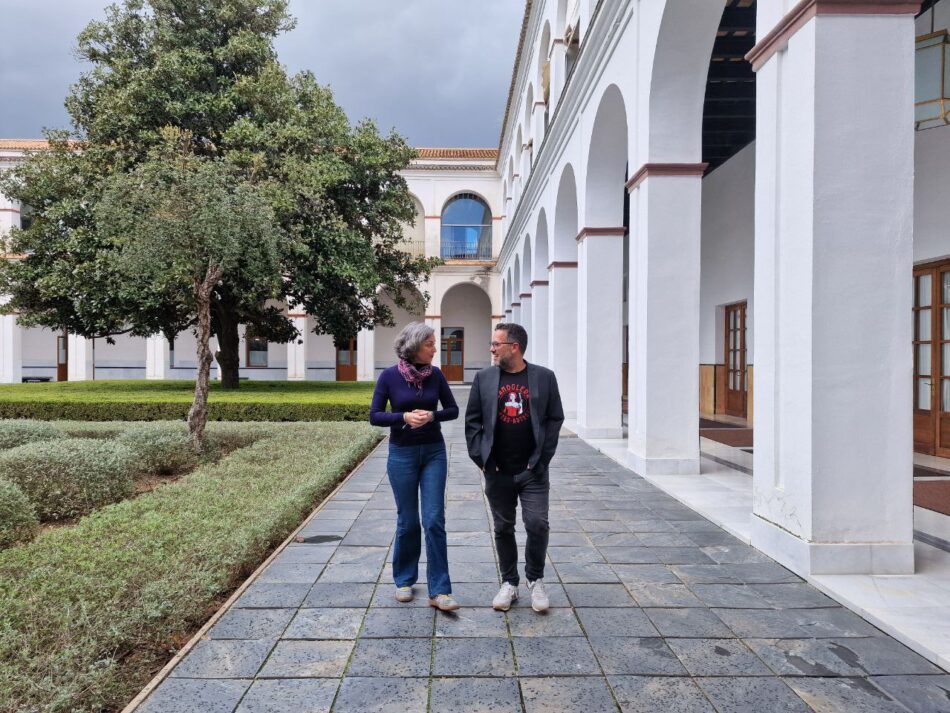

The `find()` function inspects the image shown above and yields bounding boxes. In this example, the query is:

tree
[0,0,436,387]
[96,130,281,447]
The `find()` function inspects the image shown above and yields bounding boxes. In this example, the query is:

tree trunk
[214,297,241,390]
[188,271,221,452]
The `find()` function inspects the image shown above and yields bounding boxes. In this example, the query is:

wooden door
[913,263,950,457]
[57,332,68,381]
[724,302,748,418]
[336,338,357,382]
[441,328,464,382]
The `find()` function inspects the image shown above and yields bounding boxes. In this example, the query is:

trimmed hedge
[0,479,39,549]
[0,380,374,422]
[0,419,65,449]
[117,422,199,475]
[0,439,136,521]
[0,421,380,713]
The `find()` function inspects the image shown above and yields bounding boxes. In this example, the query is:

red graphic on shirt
[498,383,531,425]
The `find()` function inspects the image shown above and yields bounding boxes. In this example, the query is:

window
[441,193,492,260]
[246,331,268,367]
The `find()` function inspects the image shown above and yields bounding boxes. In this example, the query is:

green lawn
[0,380,376,421]
[0,420,381,713]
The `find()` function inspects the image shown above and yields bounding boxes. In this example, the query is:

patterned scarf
[398,358,432,390]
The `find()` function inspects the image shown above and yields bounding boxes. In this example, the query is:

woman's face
[415,335,437,365]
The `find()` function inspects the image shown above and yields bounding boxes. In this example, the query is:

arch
[513,254,522,299]
[401,193,426,254]
[534,209,550,276]
[441,192,492,260]
[373,286,426,370]
[553,164,578,262]
[505,268,513,306]
[537,21,552,99]
[440,281,494,382]
[585,84,628,227]
[647,2,723,162]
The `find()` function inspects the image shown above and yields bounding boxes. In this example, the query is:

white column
[511,302,522,324]
[547,263,578,418]
[749,7,915,575]
[626,169,704,475]
[67,334,94,381]
[0,297,22,384]
[519,292,533,355]
[145,335,170,380]
[532,102,547,152]
[287,315,308,381]
[529,280,549,367]
[576,229,625,438]
[425,314,442,369]
[550,40,568,104]
[356,327,375,382]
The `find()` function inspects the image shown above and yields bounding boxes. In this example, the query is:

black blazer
[464,362,565,471]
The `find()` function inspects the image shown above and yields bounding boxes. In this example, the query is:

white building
[4,0,950,587]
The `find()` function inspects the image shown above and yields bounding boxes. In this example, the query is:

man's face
[490,329,519,370]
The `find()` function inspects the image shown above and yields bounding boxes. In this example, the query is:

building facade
[3,0,950,580]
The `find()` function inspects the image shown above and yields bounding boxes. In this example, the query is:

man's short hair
[495,322,528,354]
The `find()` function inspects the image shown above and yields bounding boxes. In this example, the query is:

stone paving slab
[136,403,948,712]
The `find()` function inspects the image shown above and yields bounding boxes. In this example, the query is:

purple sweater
[369,365,459,446]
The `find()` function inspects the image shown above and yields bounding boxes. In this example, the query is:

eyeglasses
[490,341,515,348]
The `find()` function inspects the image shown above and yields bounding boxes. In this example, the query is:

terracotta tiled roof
[0,139,51,150]
[415,148,498,160]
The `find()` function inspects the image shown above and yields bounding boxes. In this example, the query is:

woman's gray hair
[394,321,435,362]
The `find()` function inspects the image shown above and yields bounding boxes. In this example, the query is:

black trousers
[483,464,550,586]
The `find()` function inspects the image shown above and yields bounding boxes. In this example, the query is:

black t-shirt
[490,367,536,475]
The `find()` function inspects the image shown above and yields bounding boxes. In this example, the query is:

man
[465,323,564,612]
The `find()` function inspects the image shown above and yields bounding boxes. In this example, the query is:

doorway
[913,262,950,456]
[724,301,748,418]
[441,328,464,382]
[336,338,357,382]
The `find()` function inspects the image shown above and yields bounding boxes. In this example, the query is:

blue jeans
[387,440,451,597]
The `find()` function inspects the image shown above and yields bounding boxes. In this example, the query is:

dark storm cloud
[0,0,525,147]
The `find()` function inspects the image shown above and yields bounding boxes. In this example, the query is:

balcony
[398,240,426,258]
[440,227,494,261]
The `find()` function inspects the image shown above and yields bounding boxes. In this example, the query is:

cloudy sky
[0,0,525,148]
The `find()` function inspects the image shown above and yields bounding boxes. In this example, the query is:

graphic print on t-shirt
[498,382,530,425]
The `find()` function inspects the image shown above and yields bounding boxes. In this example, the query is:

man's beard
[496,353,513,371]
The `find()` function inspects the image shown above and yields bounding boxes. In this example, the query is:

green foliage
[0,480,39,549]
[0,419,65,449]
[0,380,374,421]
[0,421,380,712]
[0,439,136,521]
[117,422,200,475]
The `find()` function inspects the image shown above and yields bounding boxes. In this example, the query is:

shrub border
[0,401,368,422]
[121,436,385,713]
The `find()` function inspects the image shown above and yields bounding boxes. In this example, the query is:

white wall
[700,142,755,365]
[21,326,57,379]
[94,333,145,378]
[374,290,425,370]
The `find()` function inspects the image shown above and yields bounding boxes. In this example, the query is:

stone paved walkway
[137,398,950,713]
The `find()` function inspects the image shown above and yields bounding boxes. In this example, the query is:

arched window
[441,193,492,260]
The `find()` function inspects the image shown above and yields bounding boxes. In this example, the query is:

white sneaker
[527,579,549,612]
[492,582,519,611]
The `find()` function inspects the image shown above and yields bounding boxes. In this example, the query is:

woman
[369,322,460,611]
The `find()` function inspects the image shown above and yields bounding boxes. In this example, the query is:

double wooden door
[914,263,950,455]
[441,328,464,382]
[336,339,357,382]
[724,302,748,418]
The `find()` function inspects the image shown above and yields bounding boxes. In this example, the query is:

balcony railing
[397,240,426,257]
[440,226,493,261]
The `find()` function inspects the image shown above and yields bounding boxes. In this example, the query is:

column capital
[576,227,626,243]
[747,0,920,71]
[547,261,578,270]
[519,292,532,299]
[530,280,549,287]
[626,163,708,192]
